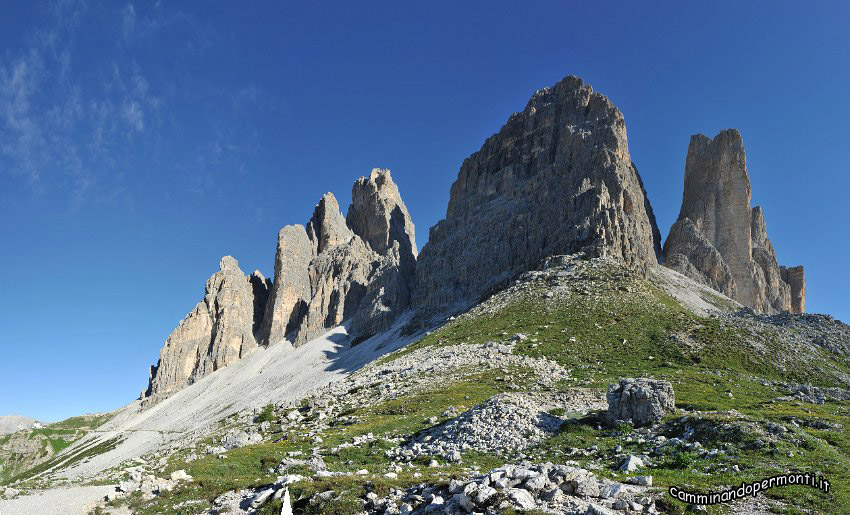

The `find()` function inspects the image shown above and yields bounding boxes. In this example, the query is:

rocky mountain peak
[219,255,240,272]
[143,167,421,404]
[141,77,810,407]
[415,74,661,311]
[306,193,352,255]
[347,168,417,259]
[663,129,804,314]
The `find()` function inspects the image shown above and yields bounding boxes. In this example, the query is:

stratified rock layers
[143,257,263,404]
[663,129,804,314]
[414,75,662,310]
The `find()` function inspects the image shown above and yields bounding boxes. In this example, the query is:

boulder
[606,378,675,427]
[414,75,661,311]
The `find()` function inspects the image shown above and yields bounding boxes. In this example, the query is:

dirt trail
[0,485,115,515]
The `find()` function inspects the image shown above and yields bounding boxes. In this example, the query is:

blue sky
[1,1,848,422]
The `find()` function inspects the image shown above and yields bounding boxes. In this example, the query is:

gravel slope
[49,317,416,481]
[0,485,115,515]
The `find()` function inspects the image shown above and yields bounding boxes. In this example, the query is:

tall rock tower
[143,169,417,405]
[663,129,805,314]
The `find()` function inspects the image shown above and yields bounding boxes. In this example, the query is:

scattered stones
[220,429,262,450]
[362,463,653,514]
[404,393,568,458]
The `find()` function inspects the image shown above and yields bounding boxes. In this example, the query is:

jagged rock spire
[259,169,417,346]
[258,225,312,346]
[306,193,352,255]
[663,129,805,314]
[347,168,417,259]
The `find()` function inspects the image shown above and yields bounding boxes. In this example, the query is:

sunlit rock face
[143,256,262,405]
[663,129,804,314]
[415,75,662,311]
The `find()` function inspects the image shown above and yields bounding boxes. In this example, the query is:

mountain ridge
[141,75,806,405]
[5,74,839,515]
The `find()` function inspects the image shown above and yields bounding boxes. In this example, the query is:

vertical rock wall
[663,129,804,314]
[144,170,418,404]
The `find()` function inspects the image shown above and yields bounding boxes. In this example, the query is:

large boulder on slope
[606,378,675,427]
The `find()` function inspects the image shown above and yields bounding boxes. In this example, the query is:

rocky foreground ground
[2,255,844,514]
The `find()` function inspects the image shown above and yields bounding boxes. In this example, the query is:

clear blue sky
[1,1,848,422]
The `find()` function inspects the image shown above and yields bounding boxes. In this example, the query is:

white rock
[506,488,536,510]
[619,455,644,472]
[169,469,192,481]
[628,475,653,486]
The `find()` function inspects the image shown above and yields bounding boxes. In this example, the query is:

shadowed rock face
[663,129,804,314]
[261,169,417,346]
[780,265,806,314]
[143,256,263,404]
[414,75,661,311]
[347,169,417,260]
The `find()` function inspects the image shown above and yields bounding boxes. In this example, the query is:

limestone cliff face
[414,75,661,310]
[257,225,312,346]
[347,168,417,270]
[143,256,264,404]
[260,169,417,346]
[143,170,416,405]
[663,129,804,314]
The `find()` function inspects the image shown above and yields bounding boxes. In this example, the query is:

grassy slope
[114,262,850,514]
